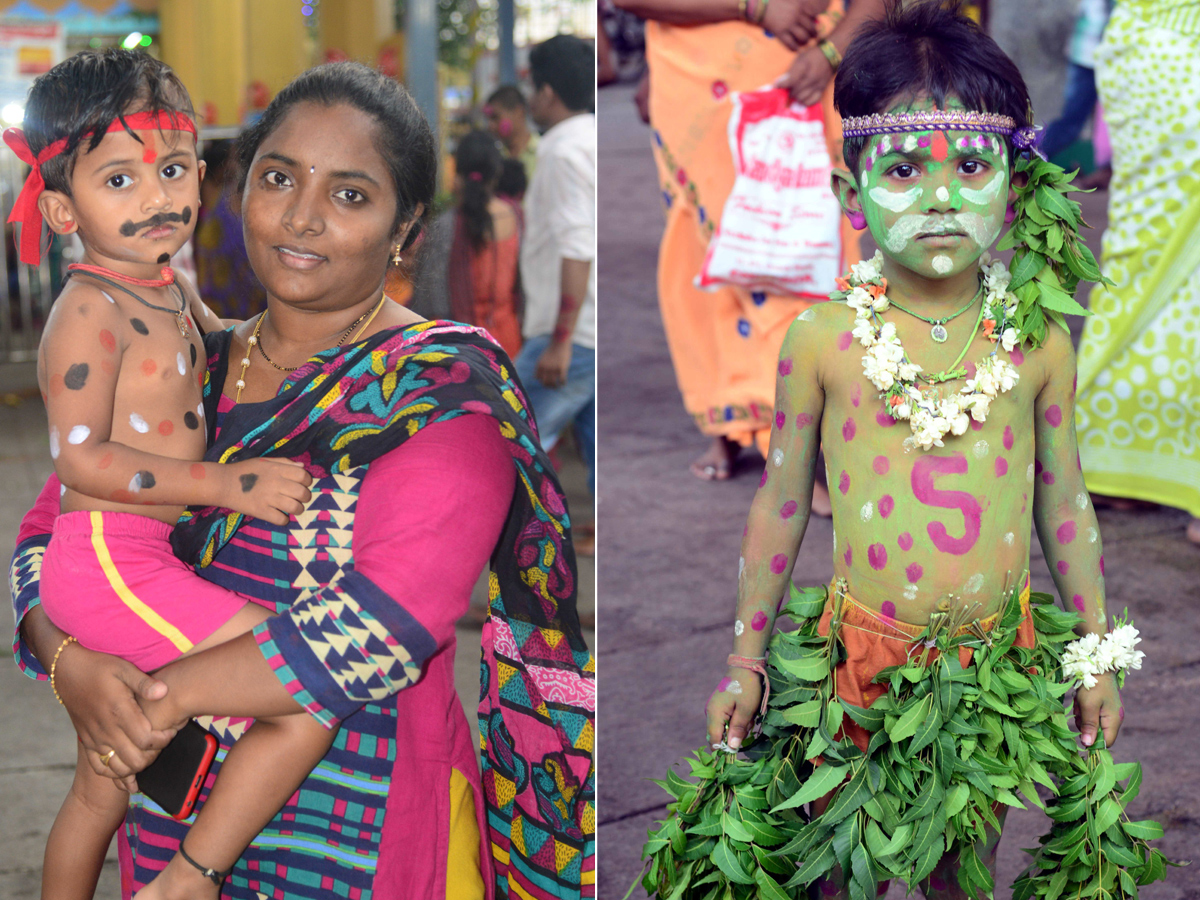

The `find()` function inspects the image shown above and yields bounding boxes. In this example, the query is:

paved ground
[0,363,594,898]
[597,81,1200,899]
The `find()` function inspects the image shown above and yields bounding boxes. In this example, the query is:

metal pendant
[176,311,191,338]
[930,323,949,343]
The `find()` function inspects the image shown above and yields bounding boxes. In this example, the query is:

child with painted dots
[7,50,334,900]
[707,2,1119,892]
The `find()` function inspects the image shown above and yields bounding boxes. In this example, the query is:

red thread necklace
[67,262,175,287]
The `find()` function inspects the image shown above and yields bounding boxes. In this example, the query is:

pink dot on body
[760,469,769,488]
[844,546,853,567]
[1072,594,1086,612]
[965,360,977,379]
[867,544,888,570]
[1042,472,1056,485]
[1045,404,1063,427]
[1010,347,1025,366]
[898,532,913,551]
[1003,425,1014,450]
[780,500,798,519]
[775,411,786,429]
[770,554,788,574]
[1100,555,1105,575]
[842,418,857,442]
[880,600,896,619]
[779,358,793,376]
[851,383,861,408]
[906,563,923,583]
[873,455,889,475]
[1057,560,1070,575]
[875,409,896,428]
[1057,521,1077,544]
[796,412,814,428]
[838,471,850,495]
[995,457,1008,477]
[717,677,732,693]
[837,331,853,351]
[970,417,984,432]
[751,611,769,631]
[879,495,894,518]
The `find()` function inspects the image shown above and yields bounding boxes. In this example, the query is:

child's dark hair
[237,62,436,249]
[21,49,194,197]
[834,0,1031,177]
[455,130,503,251]
[497,157,528,199]
[529,35,595,114]
[486,84,527,112]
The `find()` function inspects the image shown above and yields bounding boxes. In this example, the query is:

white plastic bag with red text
[696,87,843,299]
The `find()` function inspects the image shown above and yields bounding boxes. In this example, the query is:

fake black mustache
[119,207,192,237]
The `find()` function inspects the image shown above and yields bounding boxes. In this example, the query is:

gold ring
[100,749,116,767]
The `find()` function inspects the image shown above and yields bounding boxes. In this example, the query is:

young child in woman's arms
[8,49,334,900]
[707,3,1120,891]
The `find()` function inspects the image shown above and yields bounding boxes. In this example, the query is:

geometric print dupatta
[171,320,596,898]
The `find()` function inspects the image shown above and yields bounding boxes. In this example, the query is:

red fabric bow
[3,110,197,266]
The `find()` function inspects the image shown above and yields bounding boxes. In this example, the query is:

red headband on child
[2,110,197,266]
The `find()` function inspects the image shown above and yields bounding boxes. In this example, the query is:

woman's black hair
[454,130,503,251]
[529,35,595,114]
[833,0,1031,176]
[236,62,436,249]
[22,49,194,196]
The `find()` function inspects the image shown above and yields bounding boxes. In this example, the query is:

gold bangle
[50,635,77,706]
[817,38,842,72]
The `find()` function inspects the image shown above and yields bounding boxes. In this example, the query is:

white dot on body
[1026,463,1035,483]
[49,427,60,459]
[935,186,950,202]
[860,501,874,522]
[130,413,149,433]
[734,620,744,636]
[67,425,90,444]
[772,449,784,467]
[932,255,953,274]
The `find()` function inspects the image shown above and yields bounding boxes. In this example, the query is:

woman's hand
[705,668,763,750]
[775,45,835,106]
[761,0,825,51]
[55,641,178,791]
[1073,671,1122,749]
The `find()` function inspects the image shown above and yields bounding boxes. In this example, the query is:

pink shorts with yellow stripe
[41,510,251,671]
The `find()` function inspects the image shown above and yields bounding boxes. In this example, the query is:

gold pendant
[177,312,190,338]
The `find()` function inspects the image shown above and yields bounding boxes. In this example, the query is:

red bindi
[930,130,949,162]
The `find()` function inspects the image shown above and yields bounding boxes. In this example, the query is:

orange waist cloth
[814,580,1036,753]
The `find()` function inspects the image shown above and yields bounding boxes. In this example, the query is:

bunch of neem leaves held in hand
[638,584,1180,900]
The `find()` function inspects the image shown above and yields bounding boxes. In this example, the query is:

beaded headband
[841,109,1038,152]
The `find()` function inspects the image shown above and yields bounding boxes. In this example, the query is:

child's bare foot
[690,437,738,481]
[133,850,223,900]
[1187,518,1200,546]
[811,479,832,518]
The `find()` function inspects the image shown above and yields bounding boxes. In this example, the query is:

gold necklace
[234,294,388,403]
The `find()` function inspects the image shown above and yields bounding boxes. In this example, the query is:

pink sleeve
[253,414,515,725]
[17,473,61,545]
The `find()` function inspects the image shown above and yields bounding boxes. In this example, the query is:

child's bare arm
[1030,326,1119,747]
[707,314,825,747]
[41,285,308,524]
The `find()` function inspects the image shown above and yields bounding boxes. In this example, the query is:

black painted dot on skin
[239,473,258,493]
[130,318,149,335]
[183,411,199,430]
[157,253,170,264]
[64,363,89,390]
[190,344,198,368]
[135,470,156,490]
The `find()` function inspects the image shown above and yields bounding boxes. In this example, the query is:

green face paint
[855,98,1010,281]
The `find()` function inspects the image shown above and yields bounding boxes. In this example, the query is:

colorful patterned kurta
[10,322,596,899]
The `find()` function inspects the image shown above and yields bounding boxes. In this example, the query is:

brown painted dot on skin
[158,419,174,436]
[78,303,90,317]
[838,470,850,495]
[851,383,861,408]
[842,417,856,441]
[190,463,206,480]
[130,318,149,336]
[898,532,913,551]
[99,330,117,354]
[995,457,1008,477]
[878,495,894,518]
[795,412,813,428]
[111,489,133,503]
[64,363,89,390]
[141,358,157,376]
[48,374,64,397]
[873,455,889,475]
[837,331,853,351]
[875,409,895,428]
[97,452,113,470]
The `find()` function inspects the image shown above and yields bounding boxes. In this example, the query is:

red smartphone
[138,720,218,820]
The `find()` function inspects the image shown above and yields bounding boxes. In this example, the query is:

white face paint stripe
[868,185,922,212]
[959,171,1005,204]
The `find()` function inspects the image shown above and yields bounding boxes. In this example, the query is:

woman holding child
[10,60,594,900]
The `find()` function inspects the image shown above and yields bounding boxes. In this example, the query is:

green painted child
[707,3,1118,893]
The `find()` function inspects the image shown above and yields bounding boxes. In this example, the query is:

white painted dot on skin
[1076,492,1088,510]
[727,681,743,695]
[197,403,205,418]
[964,573,984,595]
[734,620,745,636]
[129,413,149,433]
[935,186,950,203]
[798,308,816,322]
[738,556,745,579]
[177,352,187,376]
[1003,532,1015,546]
[1026,463,1035,483]
[100,290,115,304]
[903,135,917,152]
[60,483,66,497]
[67,425,90,444]
[49,427,60,459]
[832,530,837,551]
[860,501,874,522]
[772,449,784,467]
[932,255,953,274]
[973,439,989,458]
[904,584,919,600]
[128,472,144,493]
[1086,527,1098,544]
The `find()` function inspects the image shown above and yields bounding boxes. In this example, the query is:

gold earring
[393,245,402,265]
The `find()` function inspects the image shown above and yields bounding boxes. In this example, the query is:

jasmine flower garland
[1061,610,1145,690]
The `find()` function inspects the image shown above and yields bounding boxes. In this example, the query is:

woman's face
[241,101,402,311]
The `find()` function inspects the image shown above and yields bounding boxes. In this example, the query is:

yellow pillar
[319,0,392,65]
[246,0,312,99]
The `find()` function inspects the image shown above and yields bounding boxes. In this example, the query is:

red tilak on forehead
[2,110,197,265]
[929,130,949,162]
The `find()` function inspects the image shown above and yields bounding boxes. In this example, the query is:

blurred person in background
[485,85,540,184]
[517,34,596,552]
[1038,0,1113,163]
[1074,0,1200,543]
[614,0,884,494]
